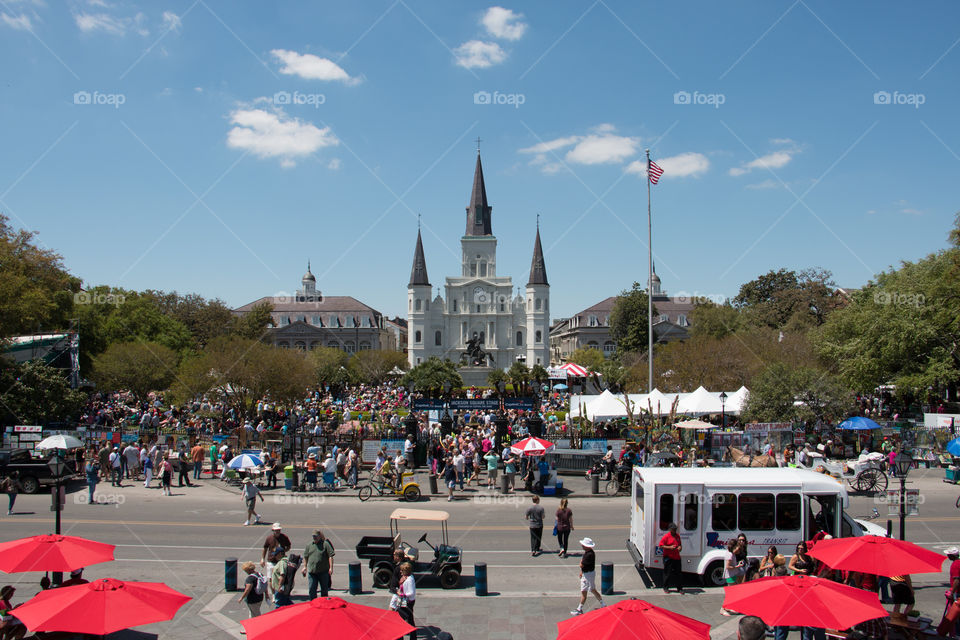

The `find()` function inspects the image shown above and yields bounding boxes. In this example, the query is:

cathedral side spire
[465,153,493,236]
[527,224,548,286]
[409,229,430,286]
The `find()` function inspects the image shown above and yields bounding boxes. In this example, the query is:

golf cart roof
[390,508,450,522]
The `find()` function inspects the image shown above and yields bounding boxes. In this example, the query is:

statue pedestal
[458,366,494,388]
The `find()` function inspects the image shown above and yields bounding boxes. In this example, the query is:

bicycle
[357,472,421,502]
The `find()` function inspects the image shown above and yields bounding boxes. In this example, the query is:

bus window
[809,495,840,538]
[776,494,801,530]
[659,494,674,531]
[739,493,775,531]
[712,493,737,531]
[635,483,644,511]
[683,492,698,530]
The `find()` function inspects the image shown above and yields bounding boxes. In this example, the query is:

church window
[475,205,483,225]
[476,304,481,313]
[479,331,485,344]
[278,342,289,348]
[537,358,541,365]
[536,330,542,343]
[479,262,487,277]
[415,299,422,312]
[435,330,442,346]
[516,331,523,346]
[415,331,422,344]
[536,298,542,311]
[309,341,320,349]
[470,264,477,277]
[453,299,458,312]
[327,341,337,348]
[500,303,505,312]
[587,340,599,348]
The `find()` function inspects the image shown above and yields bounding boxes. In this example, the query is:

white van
[627,467,882,587]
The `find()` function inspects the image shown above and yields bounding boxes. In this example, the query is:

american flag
[648,160,664,184]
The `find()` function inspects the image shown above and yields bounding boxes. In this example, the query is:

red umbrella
[10,578,190,635]
[0,534,115,573]
[722,575,888,629]
[557,599,711,640]
[808,535,945,577]
[241,597,415,640]
[510,437,556,457]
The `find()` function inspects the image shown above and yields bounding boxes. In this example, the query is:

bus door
[651,484,679,569]
[806,493,842,540]
[678,484,703,565]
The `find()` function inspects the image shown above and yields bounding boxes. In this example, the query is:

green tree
[402,357,463,395]
[506,361,531,395]
[144,291,234,349]
[609,282,654,355]
[487,368,508,388]
[530,364,548,386]
[567,347,605,371]
[92,341,179,401]
[690,301,743,339]
[100,293,193,353]
[348,350,408,385]
[310,346,350,387]
[0,215,82,338]
[0,359,87,426]
[734,268,839,330]
[742,363,849,424]
[232,302,275,341]
[594,359,628,392]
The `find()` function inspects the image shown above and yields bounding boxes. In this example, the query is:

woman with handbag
[392,563,417,640]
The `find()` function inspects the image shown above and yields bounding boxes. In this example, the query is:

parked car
[0,448,78,494]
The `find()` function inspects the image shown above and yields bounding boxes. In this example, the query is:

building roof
[465,153,492,236]
[234,295,380,315]
[527,226,548,286]
[409,229,430,286]
[302,261,315,282]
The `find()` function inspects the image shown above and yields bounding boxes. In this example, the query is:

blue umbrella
[553,383,568,390]
[947,437,960,457]
[227,454,263,469]
[838,416,882,430]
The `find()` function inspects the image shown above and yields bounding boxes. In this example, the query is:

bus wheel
[701,561,725,588]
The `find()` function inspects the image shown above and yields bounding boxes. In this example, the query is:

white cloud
[193,86,203,93]
[327,158,341,170]
[591,123,616,134]
[482,6,526,40]
[565,133,639,165]
[0,12,32,30]
[625,152,710,180]
[518,136,580,155]
[454,40,506,69]
[729,150,796,176]
[270,49,360,85]
[162,11,181,31]
[75,12,125,34]
[226,107,339,168]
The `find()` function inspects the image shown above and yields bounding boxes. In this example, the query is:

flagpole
[646,148,653,393]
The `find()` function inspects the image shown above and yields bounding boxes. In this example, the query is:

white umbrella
[674,419,717,430]
[227,454,263,470]
[37,434,83,450]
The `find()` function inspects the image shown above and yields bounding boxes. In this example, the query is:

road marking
[200,592,244,639]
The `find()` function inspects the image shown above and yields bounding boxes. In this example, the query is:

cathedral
[407,152,550,370]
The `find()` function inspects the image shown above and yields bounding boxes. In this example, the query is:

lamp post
[495,381,508,449]
[894,451,913,541]
[404,383,418,440]
[527,380,543,438]
[440,381,453,437]
[47,450,68,585]
[719,391,728,428]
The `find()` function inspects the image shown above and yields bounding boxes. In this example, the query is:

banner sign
[411,398,536,412]
[412,399,445,411]
[361,439,405,464]
[744,423,793,433]
[14,425,42,433]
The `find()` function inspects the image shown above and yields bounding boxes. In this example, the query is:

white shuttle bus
[627,467,884,587]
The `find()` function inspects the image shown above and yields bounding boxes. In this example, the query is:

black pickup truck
[0,448,78,494]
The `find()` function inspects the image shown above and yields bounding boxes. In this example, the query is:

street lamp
[527,380,543,438]
[495,381,508,448]
[894,451,913,541]
[47,450,69,585]
[719,391,728,428]
[404,383,418,441]
[440,381,453,437]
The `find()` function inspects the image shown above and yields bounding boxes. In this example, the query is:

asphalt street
[1,467,959,639]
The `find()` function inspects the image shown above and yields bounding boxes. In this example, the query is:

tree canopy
[402,357,463,395]
[609,282,654,355]
[92,341,180,401]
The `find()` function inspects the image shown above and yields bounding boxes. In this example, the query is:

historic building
[549,267,695,363]
[406,153,550,368]
[233,264,390,352]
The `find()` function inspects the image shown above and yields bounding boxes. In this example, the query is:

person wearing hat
[570,537,605,616]
[59,568,89,588]
[947,547,960,600]
[241,477,263,527]
[302,530,336,599]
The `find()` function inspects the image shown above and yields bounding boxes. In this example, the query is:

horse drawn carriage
[794,450,888,494]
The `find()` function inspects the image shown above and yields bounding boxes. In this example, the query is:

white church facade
[407,153,550,369]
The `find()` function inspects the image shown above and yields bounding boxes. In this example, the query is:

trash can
[499,472,509,493]
[284,465,294,491]
[428,474,438,494]
[591,475,600,494]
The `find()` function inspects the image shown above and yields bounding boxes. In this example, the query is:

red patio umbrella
[722,575,887,629]
[241,597,415,640]
[0,534,115,573]
[808,535,945,577]
[10,578,190,635]
[510,437,556,456]
[557,599,711,640]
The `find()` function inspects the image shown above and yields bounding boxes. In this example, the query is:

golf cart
[355,508,463,589]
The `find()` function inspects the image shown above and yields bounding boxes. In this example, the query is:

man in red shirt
[947,546,960,597]
[658,522,683,594]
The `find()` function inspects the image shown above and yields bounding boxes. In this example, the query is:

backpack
[253,572,267,595]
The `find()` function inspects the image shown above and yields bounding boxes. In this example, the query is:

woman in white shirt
[396,563,417,640]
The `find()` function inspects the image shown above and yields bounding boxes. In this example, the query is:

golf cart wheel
[403,485,421,502]
[358,486,373,502]
[604,480,619,496]
[701,560,725,587]
[440,568,460,589]
[372,566,393,588]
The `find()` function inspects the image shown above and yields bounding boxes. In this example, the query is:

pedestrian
[140,445,152,487]
[261,522,291,599]
[758,546,781,578]
[160,453,173,496]
[503,450,517,492]
[190,442,205,481]
[658,522,683,594]
[393,563,417,640]
[453,449,465,491]
[555,498,573,558]
[788,541,814,576]
[443,455,457,502]
[721,539,744,616]
[59,568,88,588]
[570,537,605,615]
[84,454,99,505]
[738,616,766,640]
[404,434,416,470]
[484,449,499,489]
[525,496,545,556]
[242,478,264,526]
[177,449,193,487]
[1,473,22,516]
[108,447,122,487]
[890,573,915,617]
[239,562,265,617]
[209,442,219,476]
[735,533,752,581]
[123,443,139,480]
[302,530,336,599]
[0,585,27,640]
[270,550,298,608]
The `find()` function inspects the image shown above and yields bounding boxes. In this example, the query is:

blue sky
[1,1,958,321]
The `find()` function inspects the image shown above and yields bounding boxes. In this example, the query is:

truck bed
[355,536,395,559]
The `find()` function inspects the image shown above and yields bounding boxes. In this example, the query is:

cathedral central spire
[465,153,492,236]
[409,229,430,286]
